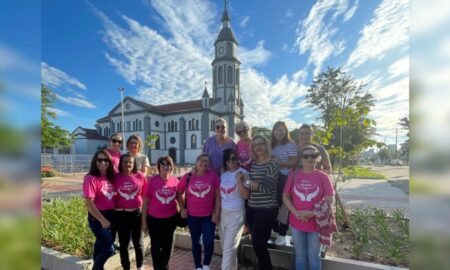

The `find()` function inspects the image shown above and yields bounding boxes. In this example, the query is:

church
[72,3,244,164]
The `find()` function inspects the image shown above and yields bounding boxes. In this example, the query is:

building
[71,127,108,155]
[72,3,244,164]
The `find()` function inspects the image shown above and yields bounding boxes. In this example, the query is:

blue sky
[38,0,408,145]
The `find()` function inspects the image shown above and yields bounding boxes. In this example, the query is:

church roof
[202,87,210,98]
[214,27,238,45]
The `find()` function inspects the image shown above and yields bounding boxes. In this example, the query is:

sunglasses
[229,156,237,162]
[160,162,171,167]
[215,125,225,130]
[96,158,110,163]
[253,142,265,147]
[111,139,122,144]
[236,129,247,135]
[301,154,319,159]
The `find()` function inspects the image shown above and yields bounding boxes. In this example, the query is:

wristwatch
[245,180,251,186]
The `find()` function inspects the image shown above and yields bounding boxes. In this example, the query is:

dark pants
[147,214,177,270]
[187,215,216,269]
[273,173,289,236]
[115,210,144,270]
[88,210,115,270]
[246,206,278,270]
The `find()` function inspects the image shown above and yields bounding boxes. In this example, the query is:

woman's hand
[100,219,111,229]
[211,212,220,224]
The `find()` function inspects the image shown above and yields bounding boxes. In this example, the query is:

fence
[41,154,93,175]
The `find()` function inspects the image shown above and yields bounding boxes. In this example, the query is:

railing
[41,154,93,175]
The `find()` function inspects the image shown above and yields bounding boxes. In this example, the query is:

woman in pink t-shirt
[234,121,252,171]
[282,145,335,270]
[106,133,122,173]
[82,150,116,270]
[114,153,146,270]
[177,153,221,270]
[141,156,179,270]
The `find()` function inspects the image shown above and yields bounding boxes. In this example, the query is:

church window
[155,121,160,127]
[196,120,199,130]
[191,134,197,149]
[218,66,223,84]
[133,120,136,131]
[227,43,232,56]
[175,122,178,131]
[170,137,176,144]
[236,68,239,85]
[227,66,233,84]
[155,135,160,150]
[127,121,131,132]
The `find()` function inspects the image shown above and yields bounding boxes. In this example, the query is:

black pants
[273,173,289,236]
[88,210,115,270]
[147,214,177,270]
[246,206,278,270]
[115,210,144,270]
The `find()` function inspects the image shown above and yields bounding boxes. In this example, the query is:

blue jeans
[187,215,215,269]
[88,210,115,270]
[290,227,321,270]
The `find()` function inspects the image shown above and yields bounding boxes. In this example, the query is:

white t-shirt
[220,167,248,210]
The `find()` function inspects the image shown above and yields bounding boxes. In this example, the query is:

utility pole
[118,87,126,152]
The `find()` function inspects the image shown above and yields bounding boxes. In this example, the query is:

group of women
[83,118,336,270]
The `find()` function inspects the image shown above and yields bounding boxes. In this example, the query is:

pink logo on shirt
[293,182,320,202]
[118,180,139,200]
[189,181,211,198]
[220,184,236,196]
[102,182,115,200]
[155,187,176,204]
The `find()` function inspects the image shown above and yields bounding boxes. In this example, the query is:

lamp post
[118,87,126,152]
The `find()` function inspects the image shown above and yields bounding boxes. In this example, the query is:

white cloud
[239,16,250,28]
[345,0,409,70]
[48,107,72,117]
[56,94,96,109]
[343,0,358,22]
[388,56,409,79]
[411,0,450,38]
[41,62,87,90]
[294,0,353,76]
[285,9,294,18]
[91,0,304,127]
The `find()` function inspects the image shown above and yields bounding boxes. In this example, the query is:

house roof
[72,127,108,140]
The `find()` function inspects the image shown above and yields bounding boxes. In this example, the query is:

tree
[306,67,380,167]
[41,84,72,152]
[251,126,272,139]
[399,117,409,161]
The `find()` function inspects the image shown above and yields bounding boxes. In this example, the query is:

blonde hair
[251,135,271,160]
[235,121,251,135]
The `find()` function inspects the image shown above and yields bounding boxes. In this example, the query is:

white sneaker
[196,268,202,270]
[275,235,286,246]
[203,266,210,270]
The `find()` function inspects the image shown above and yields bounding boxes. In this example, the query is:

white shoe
[275,235,286,246]
[203,266,210,270]
[196,268,202,270]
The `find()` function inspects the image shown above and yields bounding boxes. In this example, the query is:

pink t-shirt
[83,175,116,210]
[237,140,252,171]
[283,169,335,232]
[177,170,220,217]
[106,149,121,173]
[114,172,146,209]
[144,175,179,218]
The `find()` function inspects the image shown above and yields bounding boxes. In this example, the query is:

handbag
[176,172,192,228]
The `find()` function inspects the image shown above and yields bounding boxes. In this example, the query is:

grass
[41,196,95,258]
[342,166,386,179]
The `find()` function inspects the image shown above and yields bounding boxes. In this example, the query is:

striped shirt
[272,141,297,175]
[248,160,279,208]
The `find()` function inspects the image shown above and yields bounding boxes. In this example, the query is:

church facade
[74,5,244,164]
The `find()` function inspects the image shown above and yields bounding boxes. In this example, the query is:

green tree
[399,117,409,160]
[251,126,272,139]
[41,84,72,152]
[306,67,380,167]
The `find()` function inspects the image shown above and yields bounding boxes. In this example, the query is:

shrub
[41,196,94,258]
[41,165,56,178]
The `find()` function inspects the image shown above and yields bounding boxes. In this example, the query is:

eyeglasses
[96,158,110,163]
[253,142,265,147]
[160,162,171,167]
[111,139,122,144]
[301,154,319,159]
[215,125,225,130]
[236,129,247,135]
[229,156,237,162]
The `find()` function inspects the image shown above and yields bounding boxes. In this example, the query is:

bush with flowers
[41,165,56,178]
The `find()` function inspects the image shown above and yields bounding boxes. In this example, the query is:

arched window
[196,120,199,130]
[227,43,232,56]
[175,122,178,131]
[218,66,223,84]
[227,66,233,84]
[155,135,160,150]
[132,120,136,131]
[191,134,197,149]
[236,68,239,85]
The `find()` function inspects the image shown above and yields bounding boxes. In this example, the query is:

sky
[38,0,409,145]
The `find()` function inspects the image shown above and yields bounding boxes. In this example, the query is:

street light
[118,87,126,152]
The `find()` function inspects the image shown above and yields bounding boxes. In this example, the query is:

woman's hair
[126,134,143,152]
[234,121,251,135]
[222,148,238,171]
[299,124,313,132]
[299,145,320,156]
[271,121,291,147]
[88,150,115,182]
[251,135,271,160]
[191,153,210,173]
[118,153,138,174]
[156,155,174,173]
[110,133,122,140]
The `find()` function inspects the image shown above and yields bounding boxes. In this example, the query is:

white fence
[41,154,93,174]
